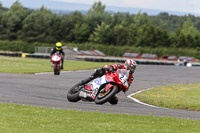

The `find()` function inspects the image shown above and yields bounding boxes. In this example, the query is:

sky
[1,0,200,15]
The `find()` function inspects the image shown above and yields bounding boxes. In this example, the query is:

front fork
[52,63,61,69]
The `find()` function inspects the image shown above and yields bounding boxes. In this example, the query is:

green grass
[133,83,200,111]
[0,103,200,133]
[0,56,111,73]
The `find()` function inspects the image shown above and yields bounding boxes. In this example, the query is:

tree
[133,11,148,27]
[86,1,111,33]
[21,6,56,42]
[126,24,138,45]
[89,22,114,44]
[0,3,4,39]
[0,3,2,17]
[113,24,127,45]
[1,1,30,40]
[59,14,75,42]
[182,18,199,36]
[110,13,125,27]
[136,23,170,47]
[177,18,200,48]
[73,23,90,43]
[174,28,187,47]
[87,1,106,16]
[71,11,84,25]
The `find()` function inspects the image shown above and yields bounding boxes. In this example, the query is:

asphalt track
[1,65,200,120]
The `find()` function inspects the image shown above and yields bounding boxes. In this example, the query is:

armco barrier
[26,54,50,59]
[76,56,200,66]
[191,62,200,67]
[0,52,22,57]
[1,52,200,66]
[0,52,50,59]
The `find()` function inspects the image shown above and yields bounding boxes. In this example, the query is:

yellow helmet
[56,42,62,50]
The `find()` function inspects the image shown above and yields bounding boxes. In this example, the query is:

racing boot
[108,96,118,105]
[61,63,63,69]
[61,58,64,69]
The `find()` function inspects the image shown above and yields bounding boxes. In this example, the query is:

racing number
[120,75,127,85]
[119,75,124,80]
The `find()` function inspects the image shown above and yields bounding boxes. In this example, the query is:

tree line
[0,1,200,52]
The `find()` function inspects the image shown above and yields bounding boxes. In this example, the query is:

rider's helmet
[124,59,137,73]
[56,42,62,50]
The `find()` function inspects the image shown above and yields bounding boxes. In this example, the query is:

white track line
[127,88,167,109]
[35,69,94,75]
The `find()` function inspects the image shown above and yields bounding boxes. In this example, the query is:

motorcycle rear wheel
[95,86,118,105]
[67,83,82,102]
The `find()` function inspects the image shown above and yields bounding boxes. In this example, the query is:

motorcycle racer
[79,59,137,104]
[50,42,65,69]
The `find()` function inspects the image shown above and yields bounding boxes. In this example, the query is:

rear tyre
[95,86,118,105]
[67,83,82,102]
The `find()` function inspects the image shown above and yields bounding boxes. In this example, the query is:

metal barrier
[26,54,50,59]
[1,52,200,66]
[76,56,200,66]
[0,52,50,59]
[0,52,22,57]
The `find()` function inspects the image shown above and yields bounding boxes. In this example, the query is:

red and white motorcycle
[67,69,130,104]
[51,52,62,75]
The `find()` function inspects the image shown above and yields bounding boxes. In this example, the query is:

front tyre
[54,66,57,75]
[56,64,60,75]
[67,83,82,102]
[95,86,118,105]
[54,64,60,75]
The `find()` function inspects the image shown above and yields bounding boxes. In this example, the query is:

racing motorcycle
[51,52,62,75]
[67,69,130,104]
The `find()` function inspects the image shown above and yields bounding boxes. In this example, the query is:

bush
[0,40,54,53]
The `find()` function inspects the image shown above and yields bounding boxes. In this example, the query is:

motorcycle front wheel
[95,86,118,105]
[67,82,82,102]
[54,66,57,75]
[54,64,60,75]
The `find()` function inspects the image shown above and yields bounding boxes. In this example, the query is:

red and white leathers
[104,64,134,88]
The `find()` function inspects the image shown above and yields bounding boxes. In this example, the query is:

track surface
[1,65,200,120]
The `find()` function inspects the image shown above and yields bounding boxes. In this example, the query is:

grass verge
[0,56,111,73]
[133,83,200,111]
[0,103,200,133]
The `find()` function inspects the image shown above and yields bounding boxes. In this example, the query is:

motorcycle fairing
[51,54,62,64]
[85,75,109,91]
[85,74,121,100]
[84,69,130,100]
[52,55,61,62]
[51,54,62,70]
[104,69,129,91]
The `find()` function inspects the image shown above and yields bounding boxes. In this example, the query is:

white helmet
[124,59,137,73]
